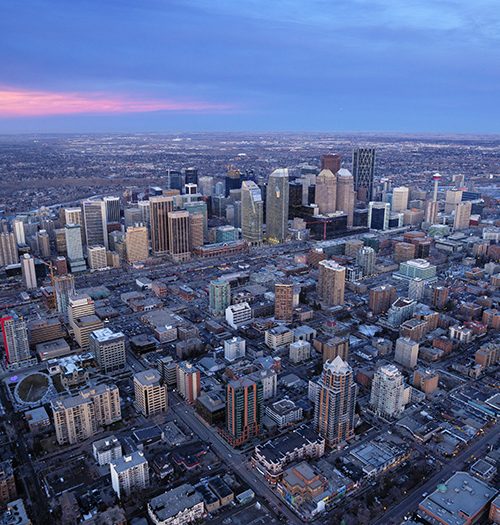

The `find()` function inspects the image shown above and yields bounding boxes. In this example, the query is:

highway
[372,420,499,525]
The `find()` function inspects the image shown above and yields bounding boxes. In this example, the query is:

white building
[289,340,311,363]
[224,337,246,361]
[88,245,107,270]
[265,325,294,350]
[134,369,168,417]
[266,399,303,428]
[250,369,277,400]
[225,302,252,329]
[370,364,406,419]
[92,435,122,466]
[89,328,126,374]
[110,451,149,499]
[20,254,37,289]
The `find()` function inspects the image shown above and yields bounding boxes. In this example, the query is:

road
[169,392,302,525]
[372,420,499,525]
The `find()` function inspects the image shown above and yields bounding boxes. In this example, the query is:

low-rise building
[418,472,497,525]
[265,325,294,350]
[148,483,205,525]
[266,399,303,429]
[289,340,311,363]
[253,426,325,483]
[225,302,252,329]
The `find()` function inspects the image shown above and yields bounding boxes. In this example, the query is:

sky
[0,0,499,133]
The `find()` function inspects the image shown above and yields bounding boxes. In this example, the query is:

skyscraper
[209,279,231,316]
[241,180,263,245]
[0,232,17,267]
[54,274,75,314]
[36,230,51,257]
[188,213,204,250]
[0,315,31,366]
[369,284,396,315]
[65,224,86,272]
[82,200,108,249]
[87,245,107,269]
[368,201,390,230]
[453,201,472,230]
[184,167,198,185]
[318,260,345,306]
[103,196,121,226]
[12,219,26,246]
[315,169,337,214]
[335,169,355,228]
[320,153,341,173]
[225,377,263,446]
[274,281,294,321]
[352,147,375,202]
[314,357,357,447]
[370,364,405,419]
[20,254,37,289]
[149,196,173,255]
[64,207,82,227]
[266,169,289,242]
[225,167,242,196]
[392,186,409,212]
[125,226,149,263]
[167,210,190,262]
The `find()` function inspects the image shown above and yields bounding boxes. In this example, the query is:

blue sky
[0,0,498,133]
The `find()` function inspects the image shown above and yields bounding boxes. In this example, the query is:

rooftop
[148,484,202,521]
[419,471,496,525]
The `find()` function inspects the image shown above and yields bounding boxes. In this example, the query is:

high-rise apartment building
[82,200,108,249]
[391,186,409,212]
[394,337,419,368]
[274,281,294,321]
[369,284,397,315]
[370,364,405,419]
[225,377,263,446]
[352,147,375,202]
[68,293,95,325]
[315,169,337,214]
[20,253,37,289]
[314,357,357,447]
[167,210,190,262]
[432,286,449,309]
[266,169,289,242]
[90,328,126,374]
[51,384,121,445]
[322,336,349,362]
[125,225,149,263]
[111,451,149,499]
[318,260,345,306]
[12,219,26,245]
[0,460,17,505]
[209,279,231,316]
[0,315,31,366]
[87,245,107,269]
[149,196,173,255]
[356,246,376,276]
[53,274,75,314]
[336,169,355,227]
[65,223,86,272]
[224,337,246,362]
[134,369,168,417]
[0,232,17,267]
[320,153,341,173]
[241,180,263,245]
[176,362,201,404]
[36,230,51,257]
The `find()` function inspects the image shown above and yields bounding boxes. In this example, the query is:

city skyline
[1,0,499,133]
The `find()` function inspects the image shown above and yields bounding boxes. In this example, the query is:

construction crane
[39,259,56,309]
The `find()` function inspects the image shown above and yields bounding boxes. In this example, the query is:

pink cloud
[0,86,233,117]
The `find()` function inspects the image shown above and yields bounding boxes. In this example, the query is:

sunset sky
[0,0,499,133]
